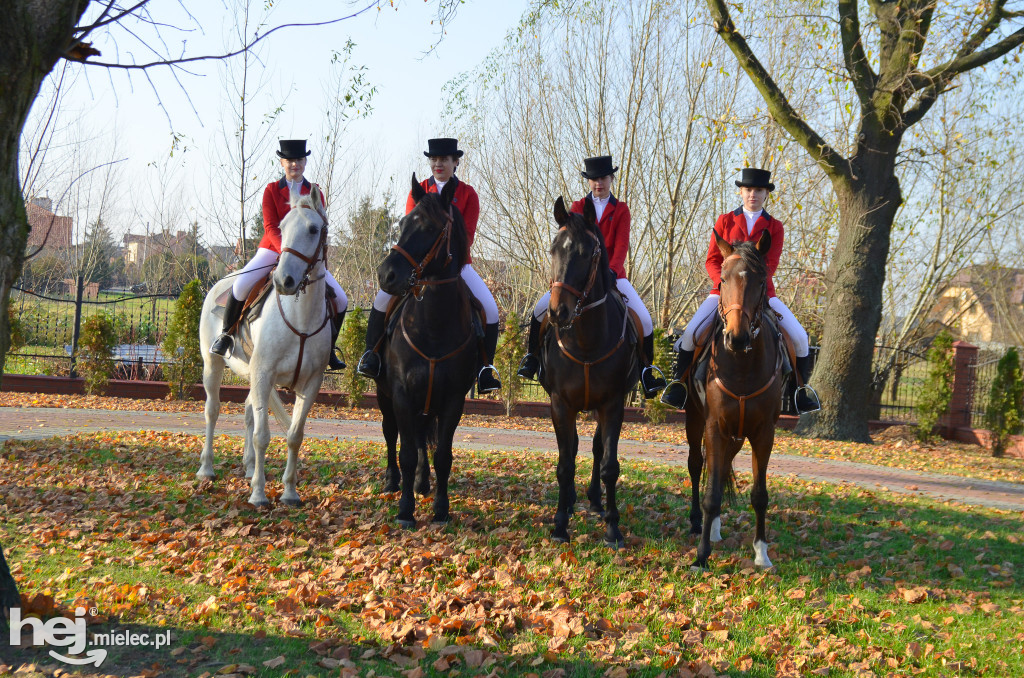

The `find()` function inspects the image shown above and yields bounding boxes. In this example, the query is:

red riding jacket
[259,178,325,253]
[570,194,630,279]
[706,207,784,298]
[405,175,480,264]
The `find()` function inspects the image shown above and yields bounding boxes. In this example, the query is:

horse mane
[552,205,615,289]
[415,191,469,270]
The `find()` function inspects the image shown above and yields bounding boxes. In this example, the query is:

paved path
[2,406,1023,511]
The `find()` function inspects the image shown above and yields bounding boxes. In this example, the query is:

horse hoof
[196,471,215,481]
[382,484,400,494]
[690,560,709,572]
[432,516,451,525]
[551,531,570,544]
[397,518,416,529]
[250,499,271,509]
[588,504,605,517]
[281,497,303,508]
[604,538,625,550]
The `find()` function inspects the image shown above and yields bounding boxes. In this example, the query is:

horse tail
[700,455,739,506]
[268,389,292,431]
[425,414,438,453]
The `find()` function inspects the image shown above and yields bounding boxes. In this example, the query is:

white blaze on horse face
[753,539,773,568]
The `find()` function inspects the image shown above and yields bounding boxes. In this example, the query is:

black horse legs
[431,411,461,524]
[551,399,578,543]
[597,403,625,549]
[380,393,401,493]
[685,412,706,536]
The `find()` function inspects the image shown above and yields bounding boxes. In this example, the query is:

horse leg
[197,358,224,479]
[247,378,273,508]
[587,423,604,515]
[749,426,776,568]
[551,397,577,543]
[395,418,420,528]
[431,412,460,524]
[379,392,401,493]
[416,418,432,497]
[597,403,625,549]
[281,389,318,507]
[693,429,728,569]
[686,408,706,535]
[242,395,256,479]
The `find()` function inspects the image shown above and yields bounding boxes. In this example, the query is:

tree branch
[704,0,850,183]
[837,0,876,105]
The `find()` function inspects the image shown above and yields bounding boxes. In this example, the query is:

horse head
[548,196,611,329]
[377,173,468,296]
[274,185,328,296]
[716,230,771,353]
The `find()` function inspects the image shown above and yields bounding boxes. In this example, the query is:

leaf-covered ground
[1,431,1022,677]
[2,392,1023,485]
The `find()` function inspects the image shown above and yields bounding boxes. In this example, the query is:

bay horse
[198,187,332,507]
[687,231,782,569]
[540,197,639,548]
[373,174,479,527]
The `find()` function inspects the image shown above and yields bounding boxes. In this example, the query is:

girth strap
[399,313,476,415]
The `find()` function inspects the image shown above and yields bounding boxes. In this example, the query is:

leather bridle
[389,205,457,299]
[717,255,767,346]
[279,205,329,294]
[549,228,604,329]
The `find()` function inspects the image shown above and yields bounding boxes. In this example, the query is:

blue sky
[45,0,530,243]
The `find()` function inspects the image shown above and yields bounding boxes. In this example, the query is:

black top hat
[277,139,311,159]
[581,155,618,180]
[424,138,464,158]
[735,167,775,191]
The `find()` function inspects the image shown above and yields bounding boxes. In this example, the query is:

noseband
[550,228,604,329]
[717,255,767,349]
[279,205,329,294]
[390,204,456,298]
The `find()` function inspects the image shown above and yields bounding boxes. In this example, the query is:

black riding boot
[327,309,347,371]
[209,294,245,356]
[517,316,542,380]
[660,348,694,409]
[356,308,387,378]
[477,322,502,393]
[639,333,668,399]
[794,354,822,413]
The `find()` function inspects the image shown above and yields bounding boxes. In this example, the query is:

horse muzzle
[378,255,413,296]
[273,271,300,296]
[723,329,751,353]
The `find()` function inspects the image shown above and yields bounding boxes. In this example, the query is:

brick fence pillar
[947,341,978,434]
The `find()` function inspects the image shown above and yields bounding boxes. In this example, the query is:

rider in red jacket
[660,168,820,413]
[209,139,348,370]
[356,138,502,394]
[517,155,667,399]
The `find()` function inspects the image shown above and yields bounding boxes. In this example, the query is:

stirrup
[640,365,667,398]
[356,350,381,378]
[660,380,688,410]
[478,365,501,393]
[794,385,821,414]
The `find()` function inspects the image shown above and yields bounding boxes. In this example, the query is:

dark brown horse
[539,197,639,548]
[686,231,783,569]
[373,175,479,527]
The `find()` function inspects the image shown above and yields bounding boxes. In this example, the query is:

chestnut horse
[687,231,783,569]
[539,197,639,548]
[373,175,479,527]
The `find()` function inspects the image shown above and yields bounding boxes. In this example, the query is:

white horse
[198,187,332,507]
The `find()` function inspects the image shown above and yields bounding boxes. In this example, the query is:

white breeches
[373,264,498,324]
[533,277,653,336]
[676,294,808,356]
[232,247,347,314]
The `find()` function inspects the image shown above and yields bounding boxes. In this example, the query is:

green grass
[1,431,1022,677]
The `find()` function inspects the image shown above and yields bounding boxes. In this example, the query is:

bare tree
[706,0,1024,440]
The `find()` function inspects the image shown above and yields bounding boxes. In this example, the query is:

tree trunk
[797,152,902,441]
[0,1,88,383]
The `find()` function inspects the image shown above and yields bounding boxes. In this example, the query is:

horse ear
[411,173,426,205]
[715,231,733,258]
[310,185,328,223]
[439,176,457,207]
[755,230,772,257]
[582,196,597,225]
[553,196,569,226]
